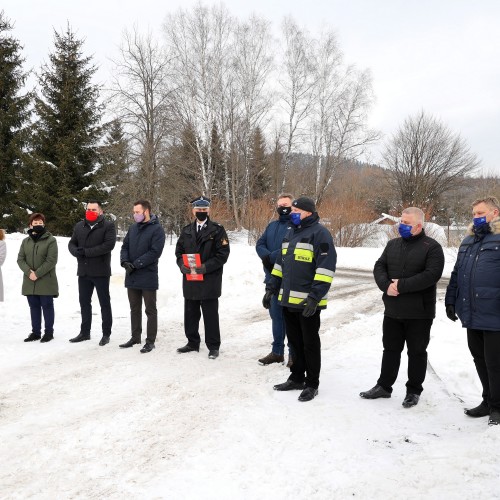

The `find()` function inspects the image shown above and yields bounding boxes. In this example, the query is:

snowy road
[0,238,498,499]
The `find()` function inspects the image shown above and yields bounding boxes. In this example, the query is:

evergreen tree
[0,11,31,231]
[28,25,105,235]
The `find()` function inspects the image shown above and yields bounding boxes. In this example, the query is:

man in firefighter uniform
[175,196,230,359]
[264,196,336,402]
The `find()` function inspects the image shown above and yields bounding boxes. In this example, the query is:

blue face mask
[398,223,413,239]
[290,212,302,226]
[473,216,487,228]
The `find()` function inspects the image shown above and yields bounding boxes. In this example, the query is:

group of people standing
[2,193,500,421]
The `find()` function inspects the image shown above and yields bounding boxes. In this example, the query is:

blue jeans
[27,295,55,334]
[269,295,294,356]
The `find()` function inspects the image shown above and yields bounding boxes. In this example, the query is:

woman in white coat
[0,229,6,302]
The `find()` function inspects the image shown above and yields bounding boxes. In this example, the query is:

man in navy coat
[446,196,500,426]
[119,199,166,353]
[256,193,295,366]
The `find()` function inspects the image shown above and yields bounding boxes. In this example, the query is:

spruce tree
[0,11,31,231]
[29,25,105,235]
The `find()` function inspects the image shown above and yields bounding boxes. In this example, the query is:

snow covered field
[0,232,498,499]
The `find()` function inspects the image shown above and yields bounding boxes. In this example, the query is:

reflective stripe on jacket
[269,212,336,310]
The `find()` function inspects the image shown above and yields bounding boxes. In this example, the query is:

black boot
[119,338,140,348]
[402,393,420,408]
[177,343,199,353]
[69,333,91,343]
[360,385,391,399]
[488,409,500,426]
[273,380,305,391]
[298,387,318,402]
[99,335,110,346]
[140,343,155,353]
[24,332,41,342]
[464,401,490,418]
[40,332,54,343]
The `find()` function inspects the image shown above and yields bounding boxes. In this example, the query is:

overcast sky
[3,0,500,173]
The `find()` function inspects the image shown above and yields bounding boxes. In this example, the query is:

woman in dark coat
[17,213,58,342]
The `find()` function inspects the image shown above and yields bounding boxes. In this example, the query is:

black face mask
[31,225,45,233]
[195,212,208,222]
[277,206,291,216]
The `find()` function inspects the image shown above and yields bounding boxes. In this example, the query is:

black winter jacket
[120,215,166,290]
[175,218,230,300]
[68,216,116,277]
[373,230,444,319]
[445,219,500,331]
[269,213,336,310]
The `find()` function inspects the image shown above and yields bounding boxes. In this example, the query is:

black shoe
[24,332,42,342]
[360,385,391,399]
[273,380,306,391]
[208,349,219,359]
[488,409,500,426]
[140,343,155,353]
[119,338,140,348]
[40,332,54,343]
[69,333,90,343]
[99,335,110,346]
[465,401,490,418]
[402,393,420,408]
[177,344,199,353]
[298,386,318,402]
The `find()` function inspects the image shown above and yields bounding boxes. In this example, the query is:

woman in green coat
[17,213,58,342]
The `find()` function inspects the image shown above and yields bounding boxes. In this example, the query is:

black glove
[194,264,206,274]
[262,255,273,273]
[122,262,136,275]
[262,290,274,309]
[180,265,191,274]
[75,247,85,257]
[302,297,318,317]
[446,304,458,322]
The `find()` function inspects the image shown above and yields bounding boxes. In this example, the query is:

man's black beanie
[292,196,316,213]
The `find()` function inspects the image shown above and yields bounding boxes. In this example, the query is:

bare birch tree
[277,18,316,190]
[384,111,480,215]
[109,26,173,209]
[309,31,379,205]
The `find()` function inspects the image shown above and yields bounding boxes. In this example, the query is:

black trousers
[128,288,158,344]
[467,329,500,410]
[377,316,433,395]
[78,276,112,336]
[184,298,220,350]
[283,308,321,389]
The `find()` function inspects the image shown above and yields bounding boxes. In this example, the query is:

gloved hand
[194,264,206,274]
[446,304,458,322]
[302,297,318,317]
[180,265,191,274]
[262,255,273,273]
[122,261,136,275]
[262,289,274,309]
[75,247,85,257]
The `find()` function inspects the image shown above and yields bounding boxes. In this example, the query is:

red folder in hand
[182,253,204,281]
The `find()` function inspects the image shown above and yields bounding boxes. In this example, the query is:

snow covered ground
[0,232,498,499]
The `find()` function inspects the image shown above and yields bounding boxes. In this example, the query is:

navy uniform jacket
[446,219,500,331]
[175,218,230,300]
[269,213,336,310]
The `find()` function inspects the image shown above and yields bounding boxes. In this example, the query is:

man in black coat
[175,196,230,359]
[68,200,116,345]
[119,200,166,353]
[360,207,444,408]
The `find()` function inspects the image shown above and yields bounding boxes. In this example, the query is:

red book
[182,253,204,281]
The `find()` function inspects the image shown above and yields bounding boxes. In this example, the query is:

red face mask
[85,210,99,222]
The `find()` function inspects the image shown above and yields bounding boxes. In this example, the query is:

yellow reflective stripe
[288,297,305,305]
[318,299,327,306]
[282,248,287,255]
[294,248,313,262]
[278,294,282,301]
[314,273,333,283]
[271,269,283,278]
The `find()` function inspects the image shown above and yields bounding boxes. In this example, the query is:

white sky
[3,0,500,173]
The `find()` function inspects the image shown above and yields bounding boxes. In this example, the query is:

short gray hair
[402,207,425,225]
[472,196,500,212]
